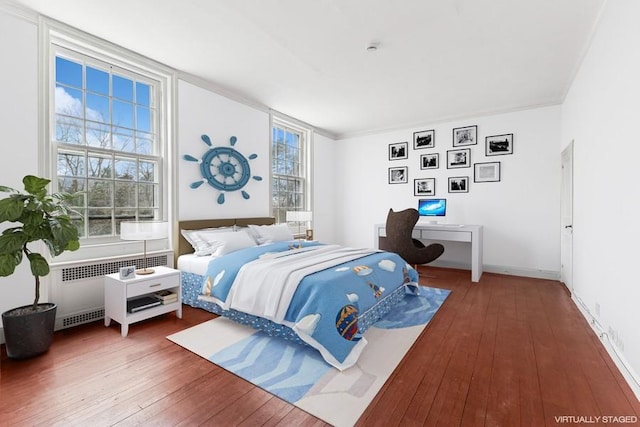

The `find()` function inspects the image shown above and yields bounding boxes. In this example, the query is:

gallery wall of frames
[387,124,514,197]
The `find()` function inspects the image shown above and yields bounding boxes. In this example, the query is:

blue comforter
[199,241,419,370]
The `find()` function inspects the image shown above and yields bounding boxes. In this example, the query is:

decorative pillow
[248,223,294,245]
[181,227,233,256]
[211,230,258,256]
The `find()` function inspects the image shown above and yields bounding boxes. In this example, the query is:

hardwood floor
[2,268,639,426]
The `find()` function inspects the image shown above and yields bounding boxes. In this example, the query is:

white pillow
[248,223,294,245]
[211,230,258,256]
[181,227,232,256]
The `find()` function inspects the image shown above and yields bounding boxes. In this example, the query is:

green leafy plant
[0,175,80,311]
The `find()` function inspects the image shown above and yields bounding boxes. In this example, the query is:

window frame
[270,116,312,233]
[42,20,174,253]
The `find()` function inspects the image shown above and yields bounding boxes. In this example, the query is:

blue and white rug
[167,286,450,427]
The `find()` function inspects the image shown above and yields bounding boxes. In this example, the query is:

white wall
[177,79,271,219]
[311,132,337,243]
[334,106,562,278]
[561,0,640,394]
[0,9,41,322]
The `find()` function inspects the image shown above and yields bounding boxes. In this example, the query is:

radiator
[50,254,170,330]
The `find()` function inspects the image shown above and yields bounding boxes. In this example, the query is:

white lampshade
[120,221,169,241]
[286,211,313,222]
[120,221,169,275]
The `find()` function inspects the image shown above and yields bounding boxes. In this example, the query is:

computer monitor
[418,198,447,217]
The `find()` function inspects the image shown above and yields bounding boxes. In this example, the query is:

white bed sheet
[177,254,213,276]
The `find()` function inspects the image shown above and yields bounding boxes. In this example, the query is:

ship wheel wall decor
[183,134,262,204]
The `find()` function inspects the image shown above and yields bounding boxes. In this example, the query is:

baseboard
[430,260,560,280]
[572,294,640,401]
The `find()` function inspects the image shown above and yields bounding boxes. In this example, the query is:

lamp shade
[120,221,169,241]
[286,211,313,222]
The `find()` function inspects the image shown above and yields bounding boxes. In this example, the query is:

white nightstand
[104,265,182,337]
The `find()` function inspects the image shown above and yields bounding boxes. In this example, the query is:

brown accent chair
[379,208,444,273]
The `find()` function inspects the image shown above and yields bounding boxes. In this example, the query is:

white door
[560,141,574,291]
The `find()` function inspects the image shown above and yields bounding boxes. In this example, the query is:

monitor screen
[418,198,447,216]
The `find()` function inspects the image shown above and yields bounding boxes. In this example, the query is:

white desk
[375,223,483,282]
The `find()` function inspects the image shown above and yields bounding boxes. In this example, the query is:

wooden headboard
[176,217,275,260]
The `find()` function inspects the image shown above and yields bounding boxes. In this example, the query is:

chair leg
[415,264,436,279]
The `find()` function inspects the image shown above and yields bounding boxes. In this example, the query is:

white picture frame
[119,265,136,280]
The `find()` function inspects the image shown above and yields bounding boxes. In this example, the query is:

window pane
[88,155,112,178]
[138,208,157,221]
[138,183,157,208]
[113,100,133,128]
[56,115,83,144]
[55,57,82,88]
[71,208,86,238]
[136,82,150,106]
[86,123,111,148]
[86,66,109,95]
[57,178,85,206]
[115,182,136,207]
[55,85,83,117]
[136,106,151,132]
[113,74,133,101]
[87,208,112,236]
[113,127,134,152]
[115,158,137,180]
[58,152,85,177]
[274,128,284,143]
[87,180,113,207]
[139,161,156,182]
[86,93,110,123]
[136,132,153,154]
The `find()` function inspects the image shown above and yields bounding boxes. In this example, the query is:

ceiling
[12,0,605,138]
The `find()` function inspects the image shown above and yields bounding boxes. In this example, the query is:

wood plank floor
[2,268,639,426]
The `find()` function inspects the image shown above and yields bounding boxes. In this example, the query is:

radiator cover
[50,254,170,330]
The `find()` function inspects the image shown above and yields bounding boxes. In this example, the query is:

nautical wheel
[183,134,262,204]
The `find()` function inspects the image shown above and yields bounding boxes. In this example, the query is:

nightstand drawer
[127,274,179,297]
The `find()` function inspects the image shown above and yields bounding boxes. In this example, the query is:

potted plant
[0,175,80,359]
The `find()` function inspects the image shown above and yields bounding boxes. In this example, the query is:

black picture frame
[420,153,439,170]
[446,148,471,169]
[474,162,501,182]
[388,166,408,184]
[413,129,435,149]
[414,178,435,196]
[486,133,513,156]
[453,125,478,146]
[389,142,408,160]
[448,176,469,193]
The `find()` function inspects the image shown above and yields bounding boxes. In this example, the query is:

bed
[176,217,420,370]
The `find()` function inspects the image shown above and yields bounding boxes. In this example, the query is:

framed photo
[388,166,408,184]
[420,153,439,170]
[119,265,136,280]
[389,142,408,160]
[474,162,501,182]
[453,125,478,147]
[448,176,469,193]
[486,133,513,156]
[413,129,435,149]
[446,148,471,169]
[414,178,435,196]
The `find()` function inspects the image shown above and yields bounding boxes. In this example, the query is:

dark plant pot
[2,303,57,359]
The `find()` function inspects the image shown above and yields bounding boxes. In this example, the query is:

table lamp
[286,211,313,241]
[120,221,169,275]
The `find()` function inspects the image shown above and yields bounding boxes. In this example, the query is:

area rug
[167,286,450,427]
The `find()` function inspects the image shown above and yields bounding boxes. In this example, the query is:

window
[51,44,166,240]
[271,119,311,226]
